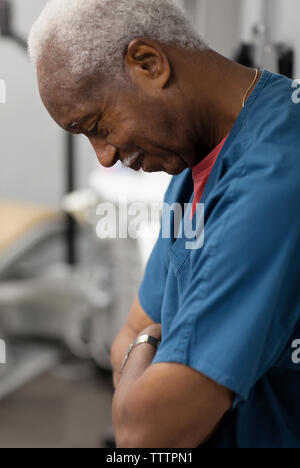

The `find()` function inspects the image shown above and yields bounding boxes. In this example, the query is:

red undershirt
[191,135,228,217]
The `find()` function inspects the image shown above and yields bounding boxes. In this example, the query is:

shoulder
[236,72,300,199]
[247,71,300,149]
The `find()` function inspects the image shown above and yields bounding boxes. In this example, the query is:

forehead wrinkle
[42,81,101,130]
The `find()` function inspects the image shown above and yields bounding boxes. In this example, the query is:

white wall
[270,0,300,78]
[240,0,267,42]
[200,0,241,59]
[183,0,242,59]
[0,0,95,208]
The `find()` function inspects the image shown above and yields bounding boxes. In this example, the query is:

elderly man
[28,0,300,448]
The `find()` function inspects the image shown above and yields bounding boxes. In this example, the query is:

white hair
[28,0,208,77]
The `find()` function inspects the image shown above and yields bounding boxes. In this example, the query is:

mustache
[122,152,143,168]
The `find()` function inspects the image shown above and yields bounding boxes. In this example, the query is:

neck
[178,49,260,164]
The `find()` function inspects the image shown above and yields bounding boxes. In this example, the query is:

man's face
[38,59,197,175]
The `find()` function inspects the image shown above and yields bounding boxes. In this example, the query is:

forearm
[113,355,229,448]
[112,324,161,447]
[110,326,138,389]
[112,343,157,447]
[111,296,157,389]
[116,341,157,387]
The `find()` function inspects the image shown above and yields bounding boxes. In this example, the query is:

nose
[88,135,118,168]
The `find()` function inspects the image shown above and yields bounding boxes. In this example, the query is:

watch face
[122,335,160,373]
[138,335,149,344]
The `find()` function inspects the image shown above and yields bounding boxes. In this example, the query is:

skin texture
[110,295,156,389]
[36,41,262,446]
[37,40,260,174]
[111,299,232,448]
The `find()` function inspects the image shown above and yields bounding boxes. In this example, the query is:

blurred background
[0,0,298,448]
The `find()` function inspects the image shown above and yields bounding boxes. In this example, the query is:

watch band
[120,334,161,373]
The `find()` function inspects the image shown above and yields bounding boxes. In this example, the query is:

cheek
[124,106,166,144]
[109,124,136,149]
[110,104,185,155]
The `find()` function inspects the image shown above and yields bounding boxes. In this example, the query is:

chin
[164,161,188,176]
[142,157,187,175]
[167,166,186,176]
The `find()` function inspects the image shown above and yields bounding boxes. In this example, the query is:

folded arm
[110,296,157,389]
[112,324,233,448]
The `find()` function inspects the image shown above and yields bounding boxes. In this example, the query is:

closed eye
[88,124,109,138]
[68,116,108,138]
[85,121,98,134]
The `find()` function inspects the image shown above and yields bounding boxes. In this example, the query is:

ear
[124,39,171,93]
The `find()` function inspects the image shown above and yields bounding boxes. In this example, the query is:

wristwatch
[120,335,161,373]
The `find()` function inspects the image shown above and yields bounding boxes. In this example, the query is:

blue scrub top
[139,70,300,448]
